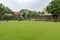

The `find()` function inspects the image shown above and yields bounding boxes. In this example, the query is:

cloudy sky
[0,0,52,11]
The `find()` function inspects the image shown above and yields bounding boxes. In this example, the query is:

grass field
[0,21,60,40]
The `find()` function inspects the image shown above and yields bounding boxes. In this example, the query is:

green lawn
[0,21,60,40]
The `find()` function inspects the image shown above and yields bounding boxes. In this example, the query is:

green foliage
[20,9,29,18]
[28,11,39,16]
[0,3,13,20]
[4,7,13,14]
[46,0,60,14]
[20,9,42,17]
[0,3,13,15]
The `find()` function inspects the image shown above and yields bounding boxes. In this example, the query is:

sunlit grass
[0,21,60,40]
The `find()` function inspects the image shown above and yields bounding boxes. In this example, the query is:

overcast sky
[0,0,52,11]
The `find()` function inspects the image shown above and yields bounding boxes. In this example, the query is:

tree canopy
[0,3,13,15]
[20,9,42,18]
[46,0,60,14]
[0,3,13,20]
[46,0,60,21]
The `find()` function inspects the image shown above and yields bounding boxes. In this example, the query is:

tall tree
[46,0,60,21]
[0,3,13,21]
[4,7,13,14]
[0,4,5,19]
[3,7,13,21]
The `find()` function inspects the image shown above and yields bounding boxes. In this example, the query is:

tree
[46,0,60,21]
[0,3,13,21]
[20,9,29,19]
[20,9,41,20]
[4,7,13,14]
[0,3,5,20]
[3,7,13,21]
[28,11,40,20]
[39,11,44,16]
